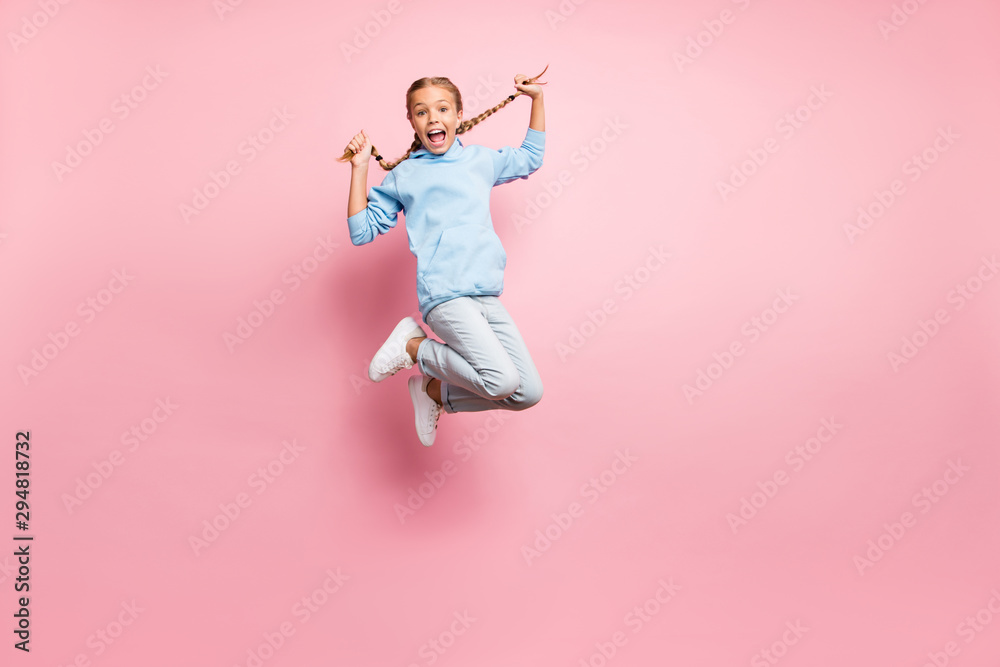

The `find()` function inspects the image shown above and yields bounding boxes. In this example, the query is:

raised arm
[513,72,545,132]
[346,129,374,219]
[490,74,547,186]
[343,129,403,245]
[492,128,544,186]
[527,89,544,132]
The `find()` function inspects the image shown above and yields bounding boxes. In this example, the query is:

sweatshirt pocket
[417,223,506,297]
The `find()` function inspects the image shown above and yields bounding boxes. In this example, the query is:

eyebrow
[413,100,450,108]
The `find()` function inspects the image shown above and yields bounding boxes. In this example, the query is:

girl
[340,66,548,446]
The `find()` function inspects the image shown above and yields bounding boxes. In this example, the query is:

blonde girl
[341,66,548,446]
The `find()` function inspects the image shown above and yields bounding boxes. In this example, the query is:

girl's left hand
[513,73,543,99]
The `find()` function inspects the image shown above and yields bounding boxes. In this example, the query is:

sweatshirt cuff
[346,209,369,243]
[347,209,364,230]
[523,127,544,149]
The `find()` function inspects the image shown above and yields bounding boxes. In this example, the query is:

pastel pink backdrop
[2,0,999,665]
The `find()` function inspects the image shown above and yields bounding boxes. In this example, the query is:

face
[408,85,463,154]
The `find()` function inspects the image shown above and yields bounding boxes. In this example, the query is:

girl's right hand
[346,130,373,167]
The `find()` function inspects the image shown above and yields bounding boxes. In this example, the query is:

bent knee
[481,366,521,400]
[508,378,543,410]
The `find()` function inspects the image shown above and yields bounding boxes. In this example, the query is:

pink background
[3,0,1000,665]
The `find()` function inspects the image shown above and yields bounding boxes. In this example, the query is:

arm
[513,69,545,132]
[492,127,544,186]
[348,161,370,219]
[346,129,375,219]
[346,167,403,246]
[528,89,544,132]
[489,76,546,185]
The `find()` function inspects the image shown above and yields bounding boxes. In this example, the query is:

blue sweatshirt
[347,127,545,323]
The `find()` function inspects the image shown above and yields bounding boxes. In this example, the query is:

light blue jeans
[415,295,543,413]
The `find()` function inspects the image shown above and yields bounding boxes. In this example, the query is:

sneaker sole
[408,376,438,447]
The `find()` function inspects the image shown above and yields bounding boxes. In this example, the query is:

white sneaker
[369,316,426,382]
[409,375,443,447]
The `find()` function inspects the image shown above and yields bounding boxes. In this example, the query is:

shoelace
[426,401,442,431]
[377,352,412,375]
[390,354,413,372]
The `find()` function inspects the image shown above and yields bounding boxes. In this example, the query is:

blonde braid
[378,135,423,170]
[457,95,516,135]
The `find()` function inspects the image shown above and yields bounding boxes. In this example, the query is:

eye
[440,107,447,112]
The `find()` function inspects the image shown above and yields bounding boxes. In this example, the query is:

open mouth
[427,129,446,148]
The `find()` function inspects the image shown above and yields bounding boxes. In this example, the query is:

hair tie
[507,94,515,101]
[374,154,383,161]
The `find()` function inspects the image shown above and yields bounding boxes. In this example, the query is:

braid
[456,94,520,136]
[379,135,423,170]
[340,64,548,172]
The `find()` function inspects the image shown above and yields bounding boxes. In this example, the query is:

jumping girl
[340,66,548,446]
